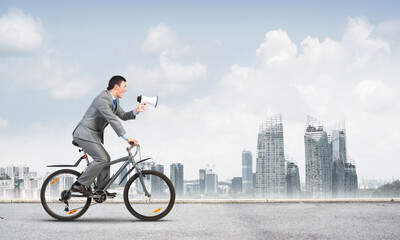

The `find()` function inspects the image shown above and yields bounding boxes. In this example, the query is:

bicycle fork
[138,171,152,198]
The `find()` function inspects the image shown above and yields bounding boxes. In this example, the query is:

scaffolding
[304,116,332,198]
[256,113,287,198]
[285,157,301,198]
[344,156,358,197]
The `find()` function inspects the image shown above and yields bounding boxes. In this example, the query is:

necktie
[113,99,117,110]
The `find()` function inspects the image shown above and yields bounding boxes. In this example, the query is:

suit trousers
[73,137,111,189]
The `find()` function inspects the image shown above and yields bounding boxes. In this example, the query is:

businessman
[71,75,146,196]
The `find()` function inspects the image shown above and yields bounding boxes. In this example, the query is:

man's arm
[116,102,146,121]
[115,106,136,121]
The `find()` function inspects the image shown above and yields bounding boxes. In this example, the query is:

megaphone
[137,95,158,108]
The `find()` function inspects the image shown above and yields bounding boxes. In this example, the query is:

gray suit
[72,90,135,188]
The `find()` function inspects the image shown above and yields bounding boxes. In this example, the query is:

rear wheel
[40,169,91,220]
[124,170,175,221]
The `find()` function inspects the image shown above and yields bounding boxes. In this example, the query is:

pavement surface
[0,202,399,239]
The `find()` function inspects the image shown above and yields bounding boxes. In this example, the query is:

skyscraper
[304,116,332,198]
[286,161,301,198]
[199,167,218,194]
[151,164,165,196]
[242,150,253,193]
[199,169,206,194]
[232,177,242,193]
[344,157,358,197]
[256,114,287,198]
[331,122,347,197]
[170,163,184,197]
[205,169,218,194]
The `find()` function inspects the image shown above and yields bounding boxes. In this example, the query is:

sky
[0,1,399,182]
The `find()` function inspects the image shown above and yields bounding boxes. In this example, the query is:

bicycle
[40,141,175,221]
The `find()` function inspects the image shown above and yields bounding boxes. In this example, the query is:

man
[71,75,146,196]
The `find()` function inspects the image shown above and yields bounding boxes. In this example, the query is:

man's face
[115,81,127,98]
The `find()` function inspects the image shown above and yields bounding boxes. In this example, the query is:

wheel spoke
[41,169,92,220]
[123,170,175,221]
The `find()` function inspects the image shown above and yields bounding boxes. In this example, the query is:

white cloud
[125,24,206,95]
[0,9,94,99]
[142,23,178,54]
[354,79,394,111]
[124,53,206,95]
[6,55,95,99]
[343,17,390,66]
[0,117,8,128]
[159,52,206,82]
[256,30,298,66]
[0,8,46,54]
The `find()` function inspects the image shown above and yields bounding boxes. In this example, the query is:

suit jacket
[73,90,136,143]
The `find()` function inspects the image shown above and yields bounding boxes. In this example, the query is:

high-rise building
[205,169,218,194]
[199,167,218,194]
[256,114,287,198]
[199,169,206,194]
[151,164,165,196]
[232,177,242,193]
[344,158,358,197]
[242,150,253,193]
[304,116,332,198]
[170,163,184,197]
[286,161,301,198]
[331,122,347,197]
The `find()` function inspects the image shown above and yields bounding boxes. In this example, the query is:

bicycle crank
[93,190,107,203]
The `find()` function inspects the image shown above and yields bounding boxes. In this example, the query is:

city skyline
[0,1,400,182]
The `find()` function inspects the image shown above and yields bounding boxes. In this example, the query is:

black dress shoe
[71,184,93,197]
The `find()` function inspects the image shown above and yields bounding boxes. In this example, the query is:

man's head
[107,75,127,98]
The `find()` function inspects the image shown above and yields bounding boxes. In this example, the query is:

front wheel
[40,169,91,220]
[124,170,175,221]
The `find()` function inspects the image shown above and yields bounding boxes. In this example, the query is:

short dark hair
[107,75,126,90]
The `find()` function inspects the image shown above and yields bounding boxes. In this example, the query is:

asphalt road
[0,202,399,239]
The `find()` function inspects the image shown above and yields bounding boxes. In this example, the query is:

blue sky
[0,1,400,181]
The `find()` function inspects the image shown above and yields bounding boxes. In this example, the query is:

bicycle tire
[40,169,91,221]
[123,170,175,221]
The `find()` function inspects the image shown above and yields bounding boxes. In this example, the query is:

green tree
[372,180,400,197]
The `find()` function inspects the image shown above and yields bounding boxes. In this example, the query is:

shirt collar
[108,90,116,101]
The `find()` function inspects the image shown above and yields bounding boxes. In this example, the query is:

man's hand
[127,138,138,146]
[136,102,147,113]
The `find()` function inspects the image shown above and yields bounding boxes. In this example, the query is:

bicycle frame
[48,144,153,197]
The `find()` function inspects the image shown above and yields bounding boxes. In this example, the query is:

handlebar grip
[129,141,135,145]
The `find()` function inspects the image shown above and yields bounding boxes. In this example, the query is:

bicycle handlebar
[127,143,141,159]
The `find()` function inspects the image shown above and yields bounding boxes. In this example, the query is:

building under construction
[304,116,332,198]
[256,114,287,198]
[344,157,358,197]
[331,122,347,197]
[305,117,358,198]
[286,159,301,198]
